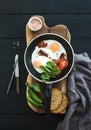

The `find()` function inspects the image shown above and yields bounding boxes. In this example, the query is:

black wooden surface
[0,0,91,130]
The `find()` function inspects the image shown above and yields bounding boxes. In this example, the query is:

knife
[15,54,20,95]
[6,56,18,94]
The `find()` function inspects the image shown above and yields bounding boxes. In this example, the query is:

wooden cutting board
[26,15,71,113]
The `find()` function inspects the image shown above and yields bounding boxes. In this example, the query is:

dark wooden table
[0,0,91,129]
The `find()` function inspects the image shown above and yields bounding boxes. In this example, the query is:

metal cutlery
[7,54,20,95]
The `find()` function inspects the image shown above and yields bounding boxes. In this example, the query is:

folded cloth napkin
[56,52,91,130]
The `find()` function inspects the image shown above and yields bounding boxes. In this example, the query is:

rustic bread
[51,93,68,114]
[59,109,66,114]
[50,88,63,111]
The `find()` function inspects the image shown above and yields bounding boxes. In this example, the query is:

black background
[0,0,91,130]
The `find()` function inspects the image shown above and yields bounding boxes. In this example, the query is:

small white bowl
[28,16,42,31]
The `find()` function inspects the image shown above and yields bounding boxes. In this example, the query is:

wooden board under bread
[26,15,71,113]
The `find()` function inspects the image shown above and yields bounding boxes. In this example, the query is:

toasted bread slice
[50,88,63,111]
[51,93,68,114]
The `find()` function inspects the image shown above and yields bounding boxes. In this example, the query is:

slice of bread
[50,88,63,111]
[59,109,66,114]
[51,93,68,114]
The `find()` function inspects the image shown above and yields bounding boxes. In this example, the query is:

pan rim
[24,33,74,84]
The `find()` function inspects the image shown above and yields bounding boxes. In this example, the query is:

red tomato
[58,58,69,70]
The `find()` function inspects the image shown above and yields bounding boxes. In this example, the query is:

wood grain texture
[0,38,90,114]
[0,0,91,129]
[26,15,71,113]
[26,15,71,43]
[0,114,63,130]
[0,0,91,13]
[0,14,91,39]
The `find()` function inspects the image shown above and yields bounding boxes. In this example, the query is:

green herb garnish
[40,61,60,82]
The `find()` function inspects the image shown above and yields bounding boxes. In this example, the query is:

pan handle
[45,84,52,113]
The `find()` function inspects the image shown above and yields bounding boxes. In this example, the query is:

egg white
[43,40,67,60]
[32,54,52,73]
[31,40,67,73]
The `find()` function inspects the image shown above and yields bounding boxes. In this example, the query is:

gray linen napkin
[56,52,91,130]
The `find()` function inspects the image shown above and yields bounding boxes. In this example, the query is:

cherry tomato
[58,58,69,70]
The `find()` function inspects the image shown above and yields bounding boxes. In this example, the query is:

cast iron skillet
[24,33,74,112]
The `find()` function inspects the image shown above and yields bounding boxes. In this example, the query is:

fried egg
[43,40,67,60]
[32,55,52,73]
[31,40,67,73]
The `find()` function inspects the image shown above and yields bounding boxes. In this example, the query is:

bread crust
[51,93,68,114]
[50,88,63,111]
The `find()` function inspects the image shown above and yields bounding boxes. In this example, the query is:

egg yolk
[33,60,42,68]
[50,42,60,52]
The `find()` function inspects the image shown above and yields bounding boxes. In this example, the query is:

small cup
[28,16,42,31]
